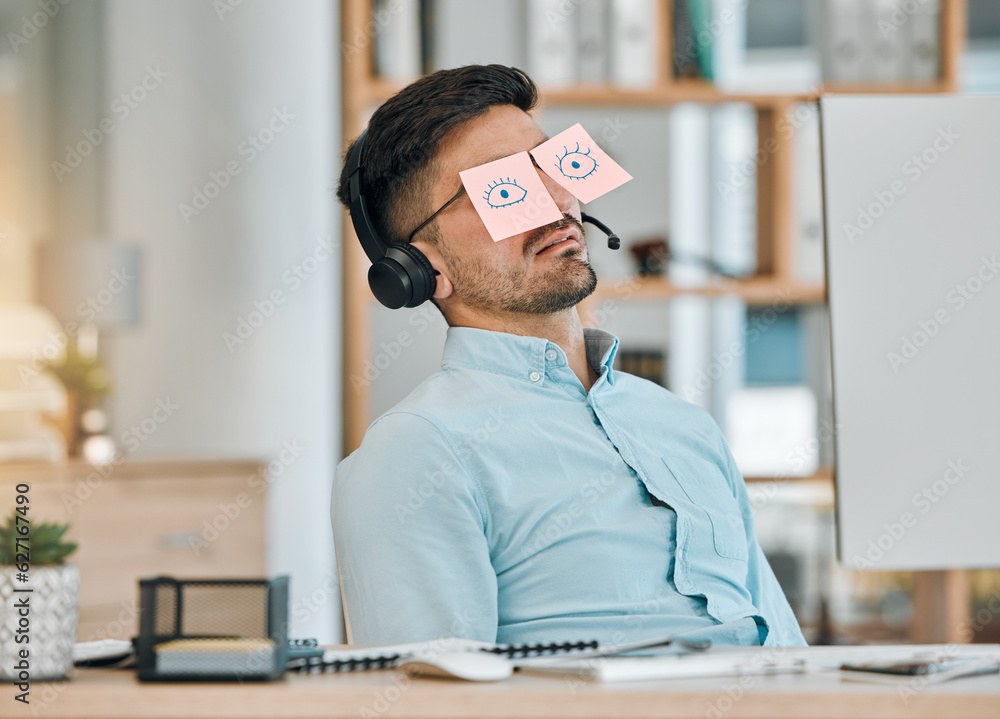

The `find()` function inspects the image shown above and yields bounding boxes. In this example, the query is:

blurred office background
[0,0,998,645]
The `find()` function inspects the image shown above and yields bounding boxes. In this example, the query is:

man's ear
[410,240,453,300]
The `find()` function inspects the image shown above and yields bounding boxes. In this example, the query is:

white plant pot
[0,564,79,681]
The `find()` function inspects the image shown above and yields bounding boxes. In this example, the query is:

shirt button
[529,371,541,382]
[545,349,558,361]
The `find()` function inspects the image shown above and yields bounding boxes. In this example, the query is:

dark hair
[336,64,538,246]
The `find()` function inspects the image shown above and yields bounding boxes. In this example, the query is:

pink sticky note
[530,123,632,204]
[459,151,563,242]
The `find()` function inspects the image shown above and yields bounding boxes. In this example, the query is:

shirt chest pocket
[661,456,749,562]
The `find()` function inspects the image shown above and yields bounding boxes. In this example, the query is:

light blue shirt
[333,326,807,648]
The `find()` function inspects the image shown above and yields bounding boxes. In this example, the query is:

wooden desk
[19,665,1000,719]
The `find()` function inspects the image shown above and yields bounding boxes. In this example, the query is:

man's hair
[336,64,538,247]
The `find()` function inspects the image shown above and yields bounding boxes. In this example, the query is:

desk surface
[21,666,1000,719]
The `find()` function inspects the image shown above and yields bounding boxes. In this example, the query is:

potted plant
[0,514,79,681]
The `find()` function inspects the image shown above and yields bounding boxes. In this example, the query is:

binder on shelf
[709,297,747,432]
[710,103,757,279]
[726,386,819,478]
[792,103,825,284]
[821,0,864,83]
[673,0,701,78]
[577,0,610,84]
[685,0,714,81]
[800,304,835,469]
[527,0,578,88]
[869,0,906,83]
[667,104,712,410]
[610,0,657,88]
[431,0,523,72]
[707,104,755,429]
[708,0,748,90]
[907,0,941,82]
[374,0,421,83]
[616,348,667,386]
[667,103,712,289]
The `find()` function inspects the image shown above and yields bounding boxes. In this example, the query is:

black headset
[347,128,439,309]
[346,127,621,310]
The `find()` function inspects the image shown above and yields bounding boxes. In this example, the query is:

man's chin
[536,262,598,312]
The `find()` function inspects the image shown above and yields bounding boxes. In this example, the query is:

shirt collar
[442,326,620,386]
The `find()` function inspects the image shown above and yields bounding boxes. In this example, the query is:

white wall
[100,0,341,641]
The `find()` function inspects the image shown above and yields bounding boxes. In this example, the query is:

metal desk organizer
[135,576,289,681]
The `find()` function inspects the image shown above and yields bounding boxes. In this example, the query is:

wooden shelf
[341,0,966,457]
[367,78,955,111]
[589,276,826,305]
[819,81,954,95]
[543,84,808,108]
[744,466,833,484]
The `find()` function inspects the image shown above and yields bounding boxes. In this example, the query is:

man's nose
[534,160,579,216]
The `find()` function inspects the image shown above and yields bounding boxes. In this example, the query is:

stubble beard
[447,242,598,316]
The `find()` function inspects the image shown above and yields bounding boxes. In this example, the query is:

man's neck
[449,306,598,391]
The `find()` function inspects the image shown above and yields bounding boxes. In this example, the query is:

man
[333,64,807,648]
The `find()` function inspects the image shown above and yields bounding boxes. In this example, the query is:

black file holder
[135,575,289,682]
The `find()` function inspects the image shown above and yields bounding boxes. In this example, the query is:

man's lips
[533,225,582,256]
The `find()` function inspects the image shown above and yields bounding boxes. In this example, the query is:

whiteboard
[820,95,1000,570]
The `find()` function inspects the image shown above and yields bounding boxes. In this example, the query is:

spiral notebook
[287,634,707,674]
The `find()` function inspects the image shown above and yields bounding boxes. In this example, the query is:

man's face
[419,105,597,317]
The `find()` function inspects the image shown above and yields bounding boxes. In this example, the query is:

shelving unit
[341,0,965,456]
[339,0,970,644]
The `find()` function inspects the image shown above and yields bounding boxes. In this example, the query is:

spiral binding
[482,640,599,658]
[288,640,601,673]
[289,653,403,673]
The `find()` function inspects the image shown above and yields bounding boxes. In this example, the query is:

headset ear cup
[393,243,437,308]
[367,244,437,309]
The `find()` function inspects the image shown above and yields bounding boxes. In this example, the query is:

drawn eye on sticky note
[530,123,632,204]
[459,151,563,242]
